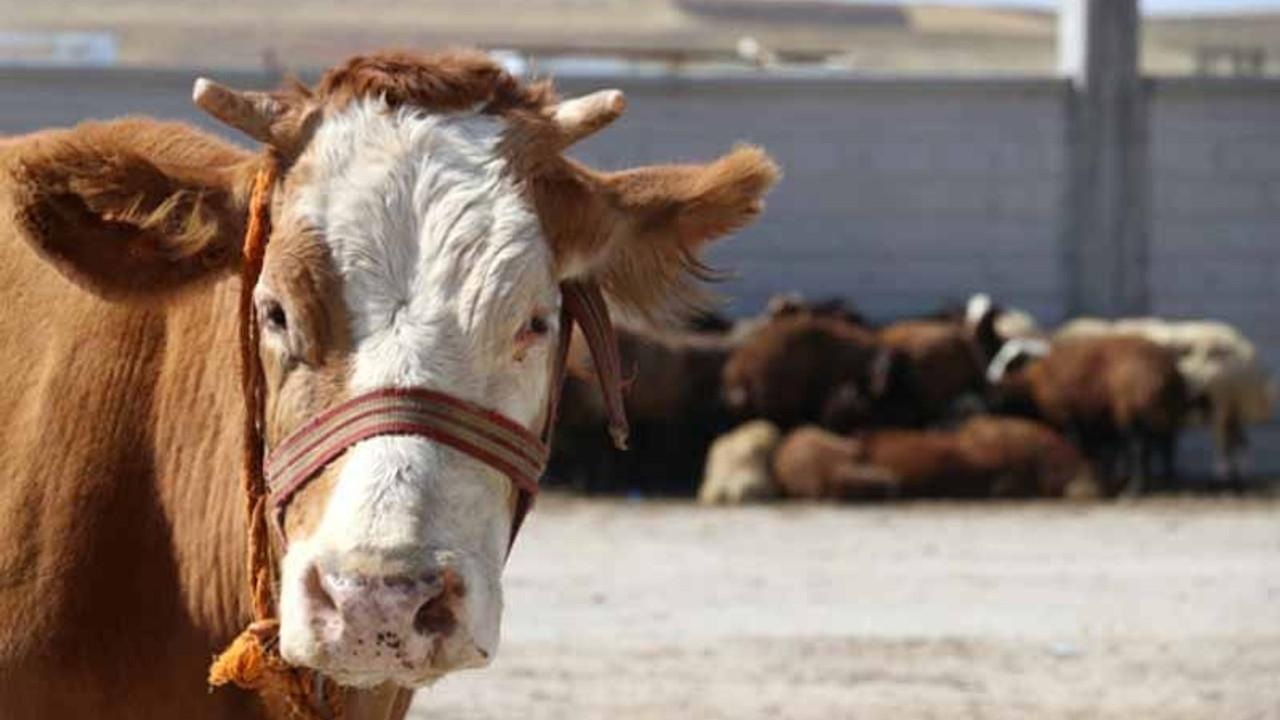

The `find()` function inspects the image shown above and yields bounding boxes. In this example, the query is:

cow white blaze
[266,99,561,686]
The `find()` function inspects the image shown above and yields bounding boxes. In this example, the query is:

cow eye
[263,300,288,332]
[527,315,550,336]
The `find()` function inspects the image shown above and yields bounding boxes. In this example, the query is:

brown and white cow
[0,51,776,720]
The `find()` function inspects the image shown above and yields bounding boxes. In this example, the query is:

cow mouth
[311,636,490,689]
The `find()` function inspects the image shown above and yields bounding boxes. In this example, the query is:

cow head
[8,51,776,688]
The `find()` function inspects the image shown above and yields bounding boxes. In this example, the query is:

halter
[263,279,624,550]
[209,158,630,719]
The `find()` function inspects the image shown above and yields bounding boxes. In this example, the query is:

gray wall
[1150,79,1280,367]
[1147,78,1280,474]
[562,75,1071,325]
[1,67,1276,473]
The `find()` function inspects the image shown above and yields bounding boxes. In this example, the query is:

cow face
[251,100,559,687]
[197,53,778,688]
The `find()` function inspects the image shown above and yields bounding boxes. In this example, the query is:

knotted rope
[208,156,344,720]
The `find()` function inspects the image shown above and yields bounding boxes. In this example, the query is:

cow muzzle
[279,551,493,687]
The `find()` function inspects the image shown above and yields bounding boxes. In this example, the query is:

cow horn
[193,78,286,146]
[552,89,626,146]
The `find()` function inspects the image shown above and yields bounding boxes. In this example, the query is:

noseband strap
[265,387,549,543]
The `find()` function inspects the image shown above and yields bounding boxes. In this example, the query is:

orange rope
[208,156,345,720]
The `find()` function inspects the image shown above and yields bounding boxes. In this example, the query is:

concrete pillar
[1059,0,1150,318]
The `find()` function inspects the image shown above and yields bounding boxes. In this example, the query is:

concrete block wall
[560,75,1071,325]
[1150,79,1280,366]
[1,67,1276,474]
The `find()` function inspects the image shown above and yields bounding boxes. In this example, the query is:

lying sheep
[770,417,1096,500]
[956,416,1101,499]
[1057,317,1278,479]
[771,426,904,500]
[698,420,782,505]
[699,417,1096,503]
[989,335,1188,494]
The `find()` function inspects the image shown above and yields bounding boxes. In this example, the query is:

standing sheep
[1057,318,1278,480]
[990,335,1188,494]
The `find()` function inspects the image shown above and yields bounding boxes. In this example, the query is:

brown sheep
[770,426,905,500]
[878,319,988,422]
[771,418,1096,501]
[765,293,868,327]
[720,315,915,431]
[955,416,1100,498]
[990,335,1188,494]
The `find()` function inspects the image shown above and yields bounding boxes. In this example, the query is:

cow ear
[5,118,256,299]
[538,145,779,318]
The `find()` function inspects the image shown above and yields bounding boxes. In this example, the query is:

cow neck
[209,153,631,720]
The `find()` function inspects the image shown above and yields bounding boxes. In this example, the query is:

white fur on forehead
[292,98,558,387]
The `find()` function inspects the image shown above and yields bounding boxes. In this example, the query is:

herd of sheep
[547,293,1278,503]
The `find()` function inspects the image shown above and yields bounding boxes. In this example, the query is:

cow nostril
[413,594,458,637]
[412,571,462,637]
[305,564,338,613]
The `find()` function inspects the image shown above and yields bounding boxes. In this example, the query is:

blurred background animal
[1056,317,1278,482]
[698,420,782,505]
[707,417,1097,503]
[550,320,740,495]
[988,335,1188,494]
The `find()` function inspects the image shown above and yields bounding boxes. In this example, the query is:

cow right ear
[5,118,256,300]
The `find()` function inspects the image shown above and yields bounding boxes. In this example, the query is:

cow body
[0,186,316,718]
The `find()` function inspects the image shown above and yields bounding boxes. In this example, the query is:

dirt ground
[411,495,1280,720]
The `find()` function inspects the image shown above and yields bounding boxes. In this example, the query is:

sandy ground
[411,495,1280,720]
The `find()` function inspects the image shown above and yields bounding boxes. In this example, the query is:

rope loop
[208,155,344,720]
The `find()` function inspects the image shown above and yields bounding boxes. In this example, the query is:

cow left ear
[537,146,779,318]
[5,117,255,300]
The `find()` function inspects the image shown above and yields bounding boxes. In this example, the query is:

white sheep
[1056,317,1278,479]
[698,420,781,505]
